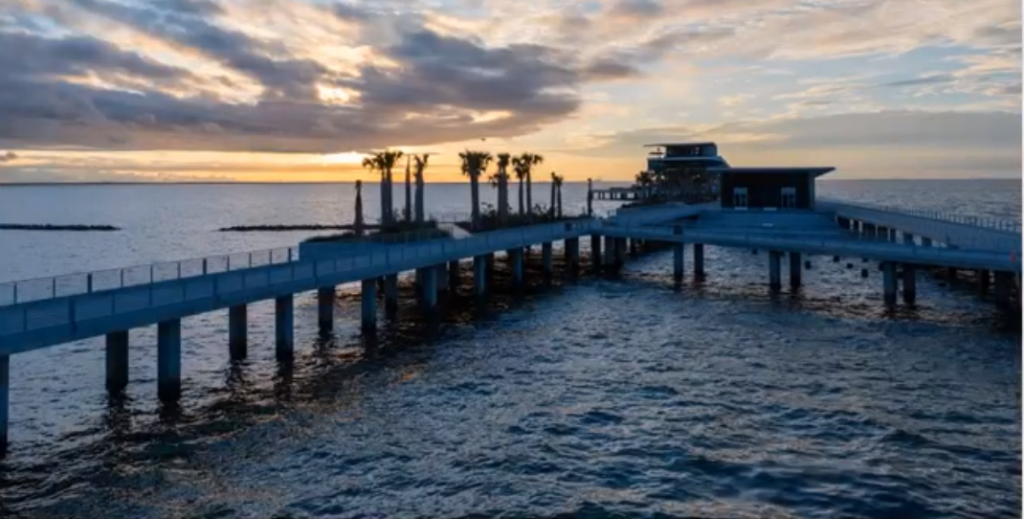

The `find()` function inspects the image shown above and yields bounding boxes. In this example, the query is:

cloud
[0,151,17,163]
[876,75,956,88]
[607,0,664,20]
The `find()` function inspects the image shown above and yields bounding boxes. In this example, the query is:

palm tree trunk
[526,171,532,219]
[498,171,508,223]
[550,181,556,218]
[518,179,524,216]
[404,162,412,223]
[470,171,480,230]
[385,168,394,224]
[415,174,424,223]
[354,180,365,237]
[379,173,388,225]
[557,184,562,218]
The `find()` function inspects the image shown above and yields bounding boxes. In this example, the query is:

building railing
[817,199,1022,234]
[0,247,298,306]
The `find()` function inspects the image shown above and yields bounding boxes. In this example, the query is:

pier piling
[275,295,294,359]
[693,244,705,278]
[448,260,461,292]
[422,266,438,310]
[883,263,897,304]
[542,242,553,280]
[565,238,580,271]
[317,287,334,332]
[0,355,8,455]
[384,274,399,315]
[769,251,782,290]
[789,252,802,288]
[902,266,917,304]
[361,279,377,333]
[157,319,181,401]
[473,255,487,296]
[105,330,129,392]
[228,305,247,359]
[591,234,602,270]
[510,248,525,286]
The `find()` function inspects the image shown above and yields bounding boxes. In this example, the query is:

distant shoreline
[0,178,1018,186]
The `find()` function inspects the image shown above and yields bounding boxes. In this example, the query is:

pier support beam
[361,279,377,333]
[614,237,627,267]
[603,236,616,269]
[993,271,1013,306]
[789,252,802,288]
[672,226,684,282]
[105,330,129,392]
[317,287,334,332]
[157,318,181,401]
[473,255,487,296]
[947,267,957,279]
[565,238,580,271]
[384,274,399,315]
[510,248,525,286]
[437,263,449,291]
[448,261,461,292]
[882,263,897,304]
[902,266,917,304]
[590,234,603,269]
[978,269,990,293]
[422,266,438,311]
[921,237,933,247]
[541,242,553,280]
[693,244,705,278]
[903,232,915,246]
[768,251,782,291]
[485,253,495,281]
[0,355,8,455]
[275,295,293,359]
[228,305,247,359]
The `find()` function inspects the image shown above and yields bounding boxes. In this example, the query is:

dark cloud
[581,57,643,81]
[876,75,954,88]
[0,31,194,82]
[608,0,664,19]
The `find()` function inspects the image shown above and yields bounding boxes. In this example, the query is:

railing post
[248,253,252,268]
[120,269,124,288]
[51,277,56,297]
[87,273,93,293]
[177,262,181,279]
[150,264,154,283]
[202,258,208,275]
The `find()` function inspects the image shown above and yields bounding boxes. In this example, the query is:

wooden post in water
[229,305,247,359]
[769,251,782,291]
[361,279,377,333]
[317,287,334,333]
[105,330,129,392]
[275,295,294,359]
[157,319,181,401]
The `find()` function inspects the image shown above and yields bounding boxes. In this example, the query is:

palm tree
[403,156,412,223]
[354,179,365,236]
[413,154,429,223]
[635,170,654,199]
[587,178,593,216]
[551,172,565,218]
[512,157,527,217]
[361,150,403,225]
[459,150,493,230]
[495,153,511,223]
[513,153,543,219]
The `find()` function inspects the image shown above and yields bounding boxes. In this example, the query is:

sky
[0,0,1020,182]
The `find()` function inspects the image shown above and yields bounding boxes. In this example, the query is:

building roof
[649,156,728,163]
[708,166,835,177]
[643,142,716,148]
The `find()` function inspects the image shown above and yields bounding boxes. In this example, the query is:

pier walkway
[0,201,1019,453]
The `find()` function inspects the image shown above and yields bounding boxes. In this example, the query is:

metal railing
[0,247,298,306]
[818,199,1022,233]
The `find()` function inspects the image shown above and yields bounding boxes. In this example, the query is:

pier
[0,172,1020,455]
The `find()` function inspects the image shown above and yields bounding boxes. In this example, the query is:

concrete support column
[384,274,399,315]
[978,269,990,293]
[105,330,129,392]
[693,244,705,278]
[629,239,638,256]
[883,263,897,304]
[473,255,487,296]
[448,260,461,292]
[993,271,1013,305]
[603,236,616,268]
[947,267,957,279]
[317,287,334,332]
[887,229,896,242]
[275,295,294,359]
[673,226,684,281]
[361,279,377,333]
[0,355,8,455]
[789,252,802,288]
[565,238,580,270]
[611,237,624,267]
[902,266,917,305]
[590,234,603,269]
[922,237,933,247]
[510,248,525,286]
[903,232,915,245]
[157,318,181,401]
[422,266,438,311]
[769,251,782,290]
[228,305,247,359]
[437,263,449,291]
[541,242,553,280]
[485,253,495,281]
